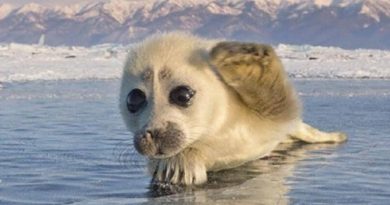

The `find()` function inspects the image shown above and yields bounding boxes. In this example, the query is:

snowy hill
[0,0,389,49]
[0,42,389,83]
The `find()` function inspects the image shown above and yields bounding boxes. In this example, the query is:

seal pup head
[120,32,229,159]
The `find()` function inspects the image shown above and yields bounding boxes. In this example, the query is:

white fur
[119,32,346,185]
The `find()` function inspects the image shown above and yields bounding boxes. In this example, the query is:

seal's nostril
[144,131,153,141]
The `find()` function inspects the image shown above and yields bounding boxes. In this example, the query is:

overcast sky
[0,0,105,7]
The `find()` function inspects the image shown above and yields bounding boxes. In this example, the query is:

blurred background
[0,0,389,49]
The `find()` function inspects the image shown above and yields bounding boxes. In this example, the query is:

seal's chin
[148,151,179,159]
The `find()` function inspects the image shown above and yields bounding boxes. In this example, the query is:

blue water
[0,79,389,204]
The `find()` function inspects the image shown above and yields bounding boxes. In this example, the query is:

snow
[0,3,13,19]
[77,0,161,22]
[52,5,82,17]
[252,0,281,18]
[101,0,134,23]
[0,43,389,83]
[206,2,241,15]
[3,0,390,21]
[313,0,332,7]
[0,43,125,82]
[333,0,360,7]
[359,0,390,23]
[16,3,47,14]
[277,44,390,79]
[360,4,380,22]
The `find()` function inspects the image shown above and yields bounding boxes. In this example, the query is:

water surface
[0,79,389,204]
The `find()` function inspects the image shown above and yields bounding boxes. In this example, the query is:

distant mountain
[0,0,389,49]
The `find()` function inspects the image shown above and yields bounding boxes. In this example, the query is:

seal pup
[119,32,346,185]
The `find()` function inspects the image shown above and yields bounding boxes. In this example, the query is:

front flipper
[148,149,207,186]
[210,42,300,122]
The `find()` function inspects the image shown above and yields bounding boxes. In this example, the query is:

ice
[0,43,126,83]
[0,43,389,83]
[1,79,389,204]
[277,44,390,79]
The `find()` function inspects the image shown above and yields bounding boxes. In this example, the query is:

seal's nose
[143,130,153,141]
[134,121,184,158]
[134,130,157,156]
[144,128,163,140]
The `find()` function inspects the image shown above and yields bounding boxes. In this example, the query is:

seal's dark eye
[169,85,196,107]
[127,89,147,113]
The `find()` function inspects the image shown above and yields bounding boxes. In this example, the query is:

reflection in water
[145,142,342,204]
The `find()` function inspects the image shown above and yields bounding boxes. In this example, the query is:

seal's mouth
[133,121,185,159]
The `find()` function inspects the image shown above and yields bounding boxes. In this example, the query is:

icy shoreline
[0,43,389,83]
